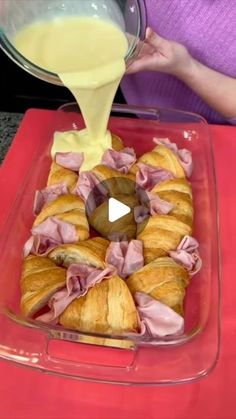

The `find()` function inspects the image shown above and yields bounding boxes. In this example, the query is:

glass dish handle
[0,311,137,381]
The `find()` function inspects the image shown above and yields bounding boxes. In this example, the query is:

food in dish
[21,134,202,339]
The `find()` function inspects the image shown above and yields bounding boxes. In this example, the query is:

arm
[127,28,236,120]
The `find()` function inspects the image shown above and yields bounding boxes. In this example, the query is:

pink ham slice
[135,292,184,337]
[169,235,202,276]
[105,240,144,279]
[73,171,108,215]
[33,182,69,215]
[134,205,150,223]
[23,217,78,257]
[23,234,59,257]
[55,152,84,172]
[102,147,136,174]
[136,162,174,190]
[36,264,115,323]
[147,191,173,215]
[153,137,193,177]
[134,191,173,223]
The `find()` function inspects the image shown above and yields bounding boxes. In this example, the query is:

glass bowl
[0,0,146,85]
[0,103,221,385]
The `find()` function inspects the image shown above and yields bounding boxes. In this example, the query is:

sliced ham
[135,292,184,337]
[136,162,174,190]
[134,205,150,223]
[37,264,115,323]
[23,217,78,257]
[169,235,202,276]
[55,151,84,172]
[102,147,136,174]
[134,191,173,223]
[73,171,108,215]
[105,240,144,279]
[153,137,193,177]
[23,234,58,257]
[147,191,174,215]
[33,182,68,215]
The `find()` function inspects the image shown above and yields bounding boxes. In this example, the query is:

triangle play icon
[108,197,131,223]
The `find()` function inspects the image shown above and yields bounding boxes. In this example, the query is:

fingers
[126,56,155,74]
[145,27,166,49]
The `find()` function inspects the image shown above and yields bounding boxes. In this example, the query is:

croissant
[111,133,124,151]
[48,237,109,268]
[130,143,185,178]
[92,165,136,195]
[127,256,189,315]
[152,178,192,197]
[33,194,89,241]
[59,274,139,334]
[47,162,78,193]
[88,194,139,240]
[137,215,192,264]
[139,144,185,178]
[151,178,193,227]
[21,255,66,317]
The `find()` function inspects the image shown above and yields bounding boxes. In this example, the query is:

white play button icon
[108,197,131,222]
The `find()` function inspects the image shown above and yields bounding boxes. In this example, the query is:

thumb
[145,27,166,49]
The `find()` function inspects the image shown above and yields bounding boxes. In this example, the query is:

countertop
[0,112,23,163]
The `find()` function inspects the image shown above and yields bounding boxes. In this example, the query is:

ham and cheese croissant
[47,133,123,192]
[137,215,192,264]
[127,256,189,316]
[130,145,185,178]
[33,194,89,241]
[91,165,136,195]
[135,143,185,178]
[48,237,109,268]
[88,194,139,240]
[151,178,193,227]
[47,162,78,193]
[21,255,66,317]
[59,274,139,334]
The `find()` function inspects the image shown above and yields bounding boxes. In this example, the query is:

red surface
[0,109,235,419]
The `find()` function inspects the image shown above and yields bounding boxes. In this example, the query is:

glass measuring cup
[0,0,146,85]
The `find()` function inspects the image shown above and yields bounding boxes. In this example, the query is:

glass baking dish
[0,103,220,385]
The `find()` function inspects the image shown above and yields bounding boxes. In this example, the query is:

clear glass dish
[0,103,221,385]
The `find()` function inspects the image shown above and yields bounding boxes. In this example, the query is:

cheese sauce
[14,16,128,170]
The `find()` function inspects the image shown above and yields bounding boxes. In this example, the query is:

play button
[108,197,131,222]
[85,176,150,241]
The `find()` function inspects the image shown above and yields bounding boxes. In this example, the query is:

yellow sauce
[13,16,128,170]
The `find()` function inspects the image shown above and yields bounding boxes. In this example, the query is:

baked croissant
[48,237,109,268]
[151,178,193,227]
[137,215,192,264]
[21,255,66,317]
[138,144,185,178]
[88,194,139,240]
[92,165,136,195]
[33,194,89,241]
[59,274,139,334]
[47,162,78,193]
[111,133,124,151]
[130,144,185,178]
[127,256,189,315]
[47,133,123,192]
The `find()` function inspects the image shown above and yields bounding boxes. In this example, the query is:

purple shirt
[122,0,236,124]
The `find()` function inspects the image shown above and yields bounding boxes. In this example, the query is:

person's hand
[126,27,194,79]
